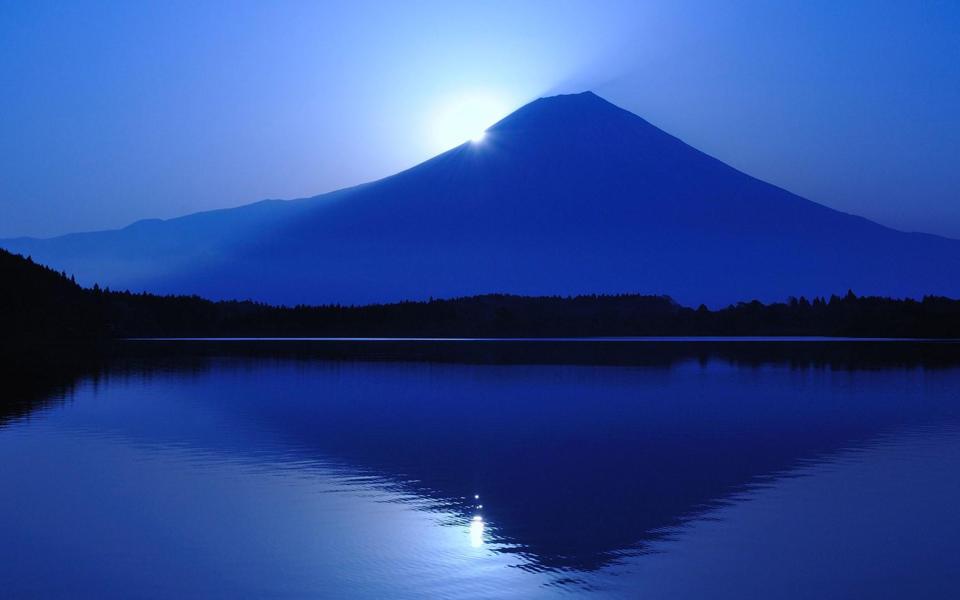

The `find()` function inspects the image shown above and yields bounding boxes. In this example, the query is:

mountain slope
[4,91,959,306]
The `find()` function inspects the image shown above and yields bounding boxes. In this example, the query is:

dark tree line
[4,248,960,340]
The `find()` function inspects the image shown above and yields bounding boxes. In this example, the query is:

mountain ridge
[8,92,954,243]
[3,91,959,306]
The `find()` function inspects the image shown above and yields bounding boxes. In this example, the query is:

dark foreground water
[2,341,960,598]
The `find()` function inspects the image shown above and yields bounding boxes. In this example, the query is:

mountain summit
[4,92,960,306]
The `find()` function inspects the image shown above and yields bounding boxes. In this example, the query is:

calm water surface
[2,342,960,598]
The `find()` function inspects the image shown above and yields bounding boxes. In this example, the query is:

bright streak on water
[470,515,485,548]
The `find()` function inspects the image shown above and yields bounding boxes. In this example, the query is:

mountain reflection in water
[1,340,959,598]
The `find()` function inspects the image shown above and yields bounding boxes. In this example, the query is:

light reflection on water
[1,351,960,598]
[0,422,545,599]
[470,515,486,548]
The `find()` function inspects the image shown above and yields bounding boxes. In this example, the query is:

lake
[2,340,960,598]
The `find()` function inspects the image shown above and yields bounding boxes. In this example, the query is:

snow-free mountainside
[4,91,960,307]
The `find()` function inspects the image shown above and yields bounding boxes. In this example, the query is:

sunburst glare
[432,92,510,151]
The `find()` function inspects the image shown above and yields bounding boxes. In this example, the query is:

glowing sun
[433,93,510,150]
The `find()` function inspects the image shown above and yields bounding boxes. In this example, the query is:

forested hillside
[3,249,960,340]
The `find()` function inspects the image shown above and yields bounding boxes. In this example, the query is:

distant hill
[3,92,960,306]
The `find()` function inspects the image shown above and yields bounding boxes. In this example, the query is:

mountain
[4,91,960,306]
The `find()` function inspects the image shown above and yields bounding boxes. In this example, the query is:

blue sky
[1,0,957,238]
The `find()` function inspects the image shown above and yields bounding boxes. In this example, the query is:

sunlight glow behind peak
[432,92,510,151]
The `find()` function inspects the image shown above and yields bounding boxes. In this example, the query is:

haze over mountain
[4,91,959,307]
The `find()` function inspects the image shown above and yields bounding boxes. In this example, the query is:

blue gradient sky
[1,0,958,238]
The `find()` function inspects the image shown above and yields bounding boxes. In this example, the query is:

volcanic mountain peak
[488,90,653,135]
[3,92,960,307]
